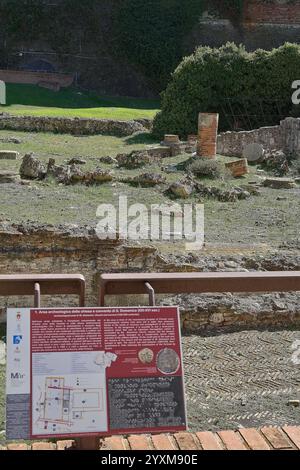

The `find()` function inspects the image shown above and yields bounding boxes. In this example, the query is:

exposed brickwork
[173,432,200,450]
[127,435,154,451]
[283,426,300,449]
[7,443,29,451]
[261,426,294,450]
[217,430,247,450]
[56,440,74,451]
[31,442,56,451]
[225,158,249,177]
[197,113,219,159]
[151,434,177,451]
[244,0,300,25]
[196,431,224,450]
[239,428,271,451]
[3,426,300,450]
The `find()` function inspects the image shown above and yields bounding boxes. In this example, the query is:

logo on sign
[13,335,22,345]
[11,372,24,380]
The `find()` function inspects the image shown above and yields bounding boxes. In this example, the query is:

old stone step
[263,177,297,189]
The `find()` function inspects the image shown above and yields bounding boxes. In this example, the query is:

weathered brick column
[197,113,219,159]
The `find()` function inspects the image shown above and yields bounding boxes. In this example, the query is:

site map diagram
[32,350,117,436]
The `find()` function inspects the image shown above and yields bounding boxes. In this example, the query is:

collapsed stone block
[0,150,19,160]
[263,177,297,189]
[20,153,46,180]
[225,158,249,177]
[168,182,193,199]
[88,168,114,184]
[162,134,180,146]
[116,151,152,169]
[133,173,166,187]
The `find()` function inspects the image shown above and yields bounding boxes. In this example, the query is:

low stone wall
[0,69,73,88]
[217,117,300,157]
[0,223,299,330]
[0,114,151,137]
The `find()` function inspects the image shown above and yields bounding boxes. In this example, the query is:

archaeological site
[0,0,299,456]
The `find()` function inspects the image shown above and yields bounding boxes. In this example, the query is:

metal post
[99,282,105,307]
[75,436,99,450]
[145,282,155,306]
[34,282,41,308]
[79,280,85,307]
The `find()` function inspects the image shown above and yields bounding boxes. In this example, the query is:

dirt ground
[0,129,299,250]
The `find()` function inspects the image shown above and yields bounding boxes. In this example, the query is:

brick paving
[183,328,300,431]
[2,427,300,450]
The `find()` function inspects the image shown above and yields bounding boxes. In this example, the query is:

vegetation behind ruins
[0,0,249,93]
[153,43,300,137]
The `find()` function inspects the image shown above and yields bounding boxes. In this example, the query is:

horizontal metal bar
[99,271,300,304]
[0,274,86,306]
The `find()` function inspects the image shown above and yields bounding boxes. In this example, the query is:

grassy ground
[0,129,299,250]
[0,84,160,120]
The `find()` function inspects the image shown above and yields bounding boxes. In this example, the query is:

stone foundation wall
[0,114,151,137]
[0,223,299,330]
[217,117,300,157]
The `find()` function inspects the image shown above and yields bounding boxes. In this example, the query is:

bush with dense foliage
[153,42,300,137]
[188,158,223,179]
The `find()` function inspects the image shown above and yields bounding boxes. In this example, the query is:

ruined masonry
[197,113,219,159]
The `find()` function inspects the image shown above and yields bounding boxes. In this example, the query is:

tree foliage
[153,42,300,137]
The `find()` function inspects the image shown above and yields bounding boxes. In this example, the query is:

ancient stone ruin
[197,113,219,159]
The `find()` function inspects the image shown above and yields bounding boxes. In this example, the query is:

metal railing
[99,271,300,306]
[0,274,85,308]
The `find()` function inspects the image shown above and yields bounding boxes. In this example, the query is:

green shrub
[153,42,300,138]
[188,158,223,179]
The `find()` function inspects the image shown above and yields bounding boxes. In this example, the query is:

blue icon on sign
[13,335,22,345]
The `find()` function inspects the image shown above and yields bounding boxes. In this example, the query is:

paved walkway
[2,426,300,450]
[183,328,300,431]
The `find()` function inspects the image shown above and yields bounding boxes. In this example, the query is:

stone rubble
[19,153,46,180]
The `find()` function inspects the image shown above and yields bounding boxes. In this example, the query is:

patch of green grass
[0,84,160,120]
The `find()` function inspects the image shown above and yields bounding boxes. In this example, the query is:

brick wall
[244,0,300,24]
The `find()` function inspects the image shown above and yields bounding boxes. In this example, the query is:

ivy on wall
[111,0,205,92]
